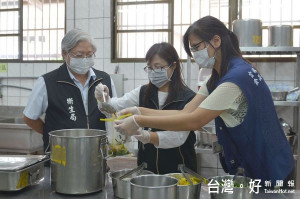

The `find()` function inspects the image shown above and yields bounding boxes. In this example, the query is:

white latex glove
[95,83,112,115]
[95,83,110,103]
[134,129,150,144]
[117,106,141,117]
[114,115,140,136]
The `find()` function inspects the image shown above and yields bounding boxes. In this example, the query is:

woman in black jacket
[95,42,197,174]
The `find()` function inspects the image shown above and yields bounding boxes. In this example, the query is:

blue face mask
[148,68,173,88]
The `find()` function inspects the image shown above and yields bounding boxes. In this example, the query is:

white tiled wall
[0,0,297,128]
[0,62,61,107]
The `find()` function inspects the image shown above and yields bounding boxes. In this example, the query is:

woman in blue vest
[95,42,197,174]
[115,16,294,186]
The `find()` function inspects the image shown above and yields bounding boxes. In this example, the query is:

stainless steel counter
[0,167,299,199]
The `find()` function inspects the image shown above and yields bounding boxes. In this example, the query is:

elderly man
[23,28,117,151]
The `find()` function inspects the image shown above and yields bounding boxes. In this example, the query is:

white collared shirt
[110,87,190,149]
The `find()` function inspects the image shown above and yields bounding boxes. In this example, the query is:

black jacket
[42,63,112,150]
[138,85,197,174]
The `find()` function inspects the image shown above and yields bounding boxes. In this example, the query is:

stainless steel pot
[209,175,253,199]
[110,169,153,199]
[49,129,109,194]
[166,173,201,199]
[201,126,217,147]
[130,175,178,199]
[269,25,293,46]
[195,126,217,147]
[232,19,262,47]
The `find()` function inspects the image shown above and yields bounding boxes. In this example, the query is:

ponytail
[183,16,247,91]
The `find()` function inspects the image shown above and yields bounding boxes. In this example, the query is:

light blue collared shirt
[24,67,117,120]
[67,67,96,114]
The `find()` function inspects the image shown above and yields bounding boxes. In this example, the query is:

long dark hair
[144,42,186,107]
[183,16,245,91]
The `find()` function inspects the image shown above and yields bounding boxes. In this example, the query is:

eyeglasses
[144,63,173,73]
[69,52,95,58]
[190,41,205,52]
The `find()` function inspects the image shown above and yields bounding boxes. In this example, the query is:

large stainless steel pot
[232,19,262,47]
[269,25,293,46]
[130,175,178,199]
[110,169,153,199]
[49,129,108,194]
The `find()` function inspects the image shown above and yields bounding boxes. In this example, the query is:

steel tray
[0,155,48,191]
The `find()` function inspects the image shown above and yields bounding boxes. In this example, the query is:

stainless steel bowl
[110,169,153,199]
[130,175,178,199]
[166,173,201,199]
[209,175,253,199]
[271,91,289,101]
[271,87,299,101]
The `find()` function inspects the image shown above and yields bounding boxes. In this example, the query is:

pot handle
[29,169,41,185]
[44,140,51,157]
[98,138,113,160]
[288,87,299,94]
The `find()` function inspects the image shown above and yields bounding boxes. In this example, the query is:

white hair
[61,28,97,54]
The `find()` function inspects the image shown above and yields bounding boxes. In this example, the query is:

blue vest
[209,57,294,183]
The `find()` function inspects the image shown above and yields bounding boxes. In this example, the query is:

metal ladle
[232,167,247,187]
[101,102,117,115]
[99,84,117,115]
[178,165,193,185]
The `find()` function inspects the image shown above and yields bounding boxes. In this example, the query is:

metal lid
[0,155,47,171]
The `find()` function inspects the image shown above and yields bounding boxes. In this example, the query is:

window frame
[112,0,299,62]
[0,0,22,62]
[0,0,66,63]
[111,0,174,63]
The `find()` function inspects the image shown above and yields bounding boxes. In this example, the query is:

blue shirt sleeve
[23,77,48,120]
